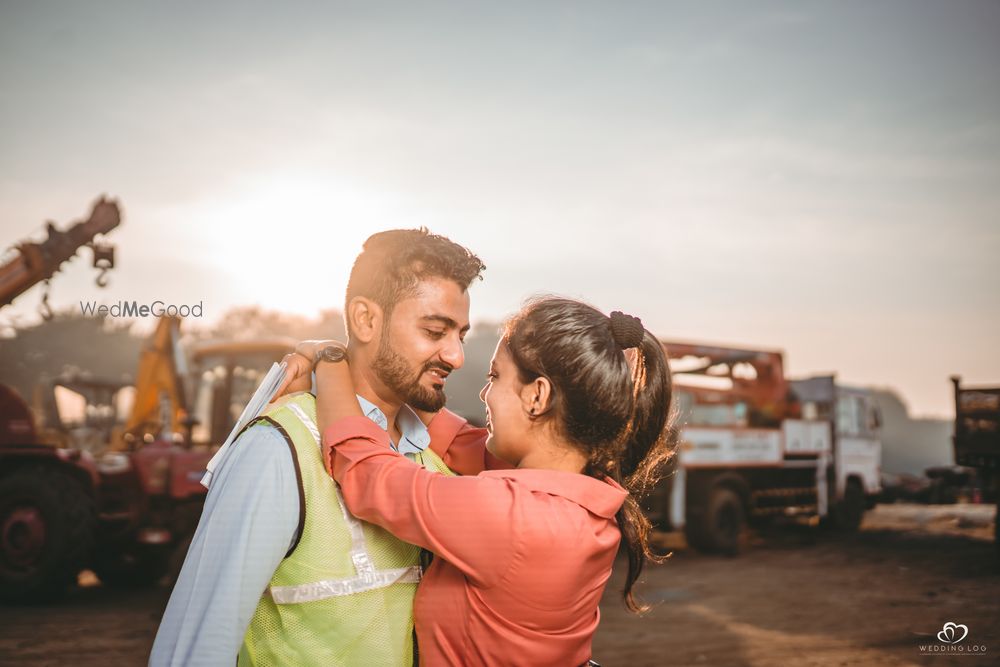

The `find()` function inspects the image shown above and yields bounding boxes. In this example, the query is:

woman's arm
[324,416,519,588]
[312,354,518,586]
[313,352,364,425]
[424,409,513,475]
[274,340,509,474]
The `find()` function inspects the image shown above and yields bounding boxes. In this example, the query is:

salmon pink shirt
[324,415,628,667]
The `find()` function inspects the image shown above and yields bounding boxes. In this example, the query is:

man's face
[372,277,471,411]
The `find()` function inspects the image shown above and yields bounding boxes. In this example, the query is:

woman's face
[479,339,532,465]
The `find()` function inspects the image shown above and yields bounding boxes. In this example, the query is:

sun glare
[184,172,400,317]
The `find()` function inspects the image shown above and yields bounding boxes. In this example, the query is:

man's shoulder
[261,392,318,420]
[239,418,288,440]
[221,421,295,471]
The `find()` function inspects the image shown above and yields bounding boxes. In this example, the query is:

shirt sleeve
[326,416,518,588]
[149,425,300,667]
[426,408,513,475]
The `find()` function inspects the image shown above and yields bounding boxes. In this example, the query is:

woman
[290,298,674,666]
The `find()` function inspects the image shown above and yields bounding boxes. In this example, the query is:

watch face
[321,346,346,363]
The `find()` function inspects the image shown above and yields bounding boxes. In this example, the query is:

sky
[1,1,997,418]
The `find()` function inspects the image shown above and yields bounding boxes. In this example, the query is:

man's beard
[372,333,450,412]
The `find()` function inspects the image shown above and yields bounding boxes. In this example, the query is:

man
[150,229,490,666]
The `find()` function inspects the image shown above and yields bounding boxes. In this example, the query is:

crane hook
[95,266,110,288]
[91,242,115,288]
[39,280,53,321]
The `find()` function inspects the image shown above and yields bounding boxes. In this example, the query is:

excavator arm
[119,316,188,449]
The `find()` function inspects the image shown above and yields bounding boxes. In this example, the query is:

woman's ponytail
[614,330,675,613]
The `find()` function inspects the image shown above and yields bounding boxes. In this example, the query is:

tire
[0,465,96,603]
[685,486,745,556]
[831,479,865,532]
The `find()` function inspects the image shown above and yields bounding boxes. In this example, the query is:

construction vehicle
[950,376,1000,557]
[80,319,292,589]
[0,200,292,600]
[645,341,882,554]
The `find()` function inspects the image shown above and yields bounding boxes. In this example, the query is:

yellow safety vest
[237,392,453,666]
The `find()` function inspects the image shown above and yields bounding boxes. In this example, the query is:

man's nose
[440,335,464,370]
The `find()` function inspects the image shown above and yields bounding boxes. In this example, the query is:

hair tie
[609,311,644,349]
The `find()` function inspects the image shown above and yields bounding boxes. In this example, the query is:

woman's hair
[503,297,676,613]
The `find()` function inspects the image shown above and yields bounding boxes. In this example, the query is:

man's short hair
[344,228,485,337]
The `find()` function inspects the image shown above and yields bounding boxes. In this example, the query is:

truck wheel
[832,479,865,532]
[0,466,96,603]
[686,486,744,556]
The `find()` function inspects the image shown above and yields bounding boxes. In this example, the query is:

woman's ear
[520,376,554,418]
[346,297,383,344]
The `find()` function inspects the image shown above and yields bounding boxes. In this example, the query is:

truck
[950,376,1000,557]
[0,200,292,600]
[644,341,882,554]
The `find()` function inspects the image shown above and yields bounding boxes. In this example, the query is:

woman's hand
[271,339,345,402]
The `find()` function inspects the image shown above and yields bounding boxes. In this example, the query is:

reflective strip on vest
[269,398,421,605]
[285,401,321,445]
[269,566,422,603]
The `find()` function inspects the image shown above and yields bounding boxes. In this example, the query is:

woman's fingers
[286,374,312,394]
[271,353,310,402]
[294,339,326,362]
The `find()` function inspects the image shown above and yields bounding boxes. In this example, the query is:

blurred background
[0,1,997,665]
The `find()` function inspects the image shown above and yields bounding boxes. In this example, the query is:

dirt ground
[0,503,996,667]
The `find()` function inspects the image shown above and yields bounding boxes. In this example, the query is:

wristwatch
[314,345,347,367]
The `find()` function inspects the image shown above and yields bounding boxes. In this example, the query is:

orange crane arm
[662,339,792,423]
[0,197,121,309]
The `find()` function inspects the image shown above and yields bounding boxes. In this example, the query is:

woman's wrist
[314,353,362,434]
[294,340,347,369]
[315,356,351,381]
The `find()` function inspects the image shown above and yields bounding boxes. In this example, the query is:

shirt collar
[479,468,628,519]
[356,394,430,455]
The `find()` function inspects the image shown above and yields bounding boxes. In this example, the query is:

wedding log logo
[938,622,968,644]
[919,621,987,656]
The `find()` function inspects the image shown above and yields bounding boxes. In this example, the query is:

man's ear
[520,376,554,418]
[346,297,383,344]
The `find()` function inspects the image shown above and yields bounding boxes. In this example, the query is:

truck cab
[790,376,882,528]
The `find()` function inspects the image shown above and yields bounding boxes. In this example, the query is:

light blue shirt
[149,396,430,667]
